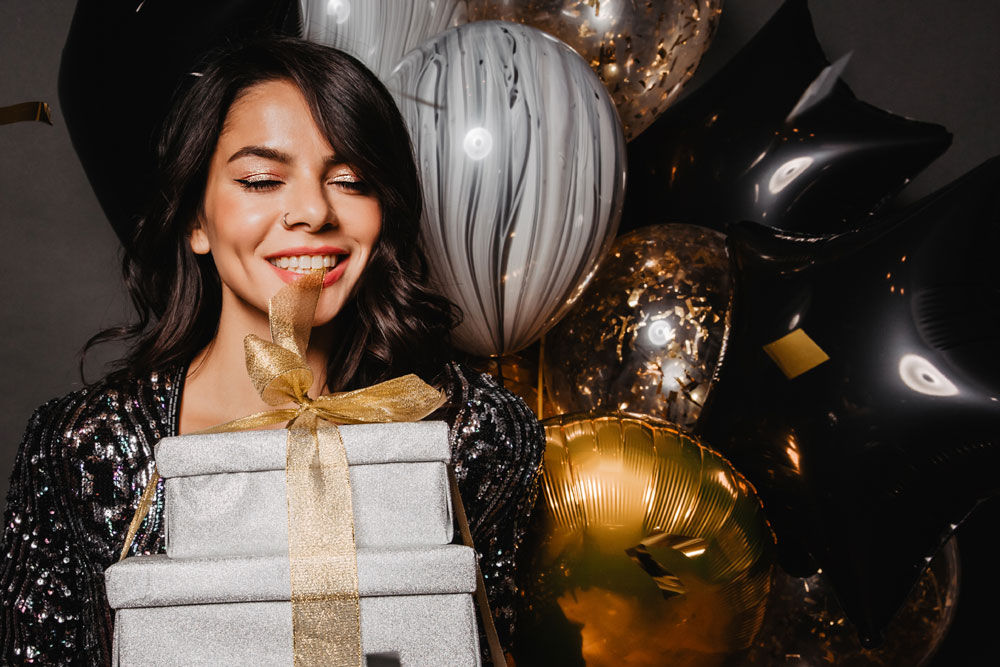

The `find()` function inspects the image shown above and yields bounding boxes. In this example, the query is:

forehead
[217,79,332,154]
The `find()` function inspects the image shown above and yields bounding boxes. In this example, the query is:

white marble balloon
[300,0,468,80]
[389,21,627,356]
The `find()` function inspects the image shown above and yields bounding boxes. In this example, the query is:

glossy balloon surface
[514,412,773,665]
[697,157,1000,645]
[59,0,301,249]
[621,0,951,235]
[481,347,555,420]
[389,21,627,356]
[468,0,723,141]
[746,539,959,666]
[300,0,467,80]
[545,224,731,429]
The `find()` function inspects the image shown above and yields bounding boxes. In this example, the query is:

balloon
[467,0,723,141]
[621,0,951,236]
[300,0,466,80]
[745,539,959,666]
[479,346,556,420]
[544,224,731,430]
[388,22,627,357]
[696,157,1000,645]
[514,412,774,666]
[59,0,301,249]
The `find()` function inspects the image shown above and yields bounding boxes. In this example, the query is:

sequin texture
[1,362,543,665]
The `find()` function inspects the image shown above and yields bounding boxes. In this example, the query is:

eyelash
[236,178,281,192]
[234,175,368,193]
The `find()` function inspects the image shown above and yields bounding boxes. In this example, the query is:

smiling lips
[266,247,349,286]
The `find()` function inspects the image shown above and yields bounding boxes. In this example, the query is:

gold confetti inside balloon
[744,539,960,666]
[513,413,774,666]
[544,224,731,430]
[467,0,724,140]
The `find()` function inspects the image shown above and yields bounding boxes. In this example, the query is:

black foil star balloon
[59,0,301,249]
[696,157,1000,646]
[621,0,952,236]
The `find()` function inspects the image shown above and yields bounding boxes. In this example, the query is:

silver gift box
[156,422,454,559]
[106,545,481,666]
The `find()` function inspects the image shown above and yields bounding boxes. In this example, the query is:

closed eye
[235,178,283,192]
[330,176,370,194]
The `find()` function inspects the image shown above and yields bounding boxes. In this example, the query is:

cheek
[355,202,383,253]
[204,190,273,252]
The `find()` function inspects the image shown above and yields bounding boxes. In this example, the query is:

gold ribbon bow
[120,270,446,666]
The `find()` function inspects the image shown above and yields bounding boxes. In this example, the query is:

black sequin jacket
[0,362,543,666]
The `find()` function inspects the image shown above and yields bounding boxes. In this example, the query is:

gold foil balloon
[544,224,731,430]
[467,0,724,140]
[745,539,960,666]
[513,413,774,666]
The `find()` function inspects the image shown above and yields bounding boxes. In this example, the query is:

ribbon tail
[192,409,300,435]
[286,415,362,665]
[118,469,160,562]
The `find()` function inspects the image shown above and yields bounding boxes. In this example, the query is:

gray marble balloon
[300,0,468,80]
[389,21,627,356]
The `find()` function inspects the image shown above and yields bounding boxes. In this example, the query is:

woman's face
[191,79,382,326]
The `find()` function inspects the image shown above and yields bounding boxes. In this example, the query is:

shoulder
[435,361,545,485]
[20,369,179,451]
[14,368,181,493]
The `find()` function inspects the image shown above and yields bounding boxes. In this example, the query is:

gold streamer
[119,270,446,667]
[0,102,52,126]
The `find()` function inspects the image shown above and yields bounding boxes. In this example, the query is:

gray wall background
[1,0,998,508]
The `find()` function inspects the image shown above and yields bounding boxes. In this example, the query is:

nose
[283,179,336,231]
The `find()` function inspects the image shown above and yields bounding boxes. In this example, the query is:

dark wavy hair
[86,36,459,390]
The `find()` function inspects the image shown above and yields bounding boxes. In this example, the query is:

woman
[0,37,543,665]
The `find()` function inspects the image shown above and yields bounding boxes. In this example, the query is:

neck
[179,288,336,433]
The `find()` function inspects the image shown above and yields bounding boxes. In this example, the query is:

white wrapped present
[156,422,454,559]
[106,545,481,666]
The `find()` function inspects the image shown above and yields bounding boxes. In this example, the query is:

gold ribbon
[0,102,52,126]
[120,270,446,666]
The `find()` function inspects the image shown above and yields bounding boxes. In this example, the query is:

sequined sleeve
[0,398,114,666]
[0,372,172,667]
[437,362,545,654]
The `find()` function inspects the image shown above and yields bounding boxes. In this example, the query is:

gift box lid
[155,421,451,478]
[106,544,476,610]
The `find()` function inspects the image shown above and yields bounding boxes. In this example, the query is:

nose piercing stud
[282,212,291,229]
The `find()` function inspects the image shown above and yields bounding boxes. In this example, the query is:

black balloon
[621,0,951,235]
[59,0,300,248]
[696,157,1000,646]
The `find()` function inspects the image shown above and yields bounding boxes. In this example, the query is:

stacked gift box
[104,421,482,666]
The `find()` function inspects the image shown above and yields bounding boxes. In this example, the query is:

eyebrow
[227,145,292,164]
[226,145,342,166]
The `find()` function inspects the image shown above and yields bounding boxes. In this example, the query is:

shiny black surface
[58,0,301,249]
[621,0,951,235]
[696,157,1000,645]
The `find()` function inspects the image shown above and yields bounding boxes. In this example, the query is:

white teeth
[268,253,342,274]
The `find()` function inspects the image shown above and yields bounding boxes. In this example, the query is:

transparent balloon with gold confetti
[544,224,731,430]
[467,0,724,140]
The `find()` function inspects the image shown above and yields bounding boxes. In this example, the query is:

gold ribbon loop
[244,334,314,405]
